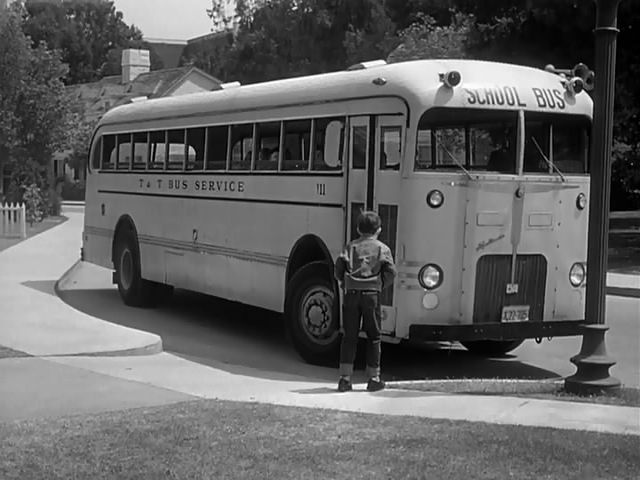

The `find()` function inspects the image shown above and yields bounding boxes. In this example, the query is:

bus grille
[473,254,547,323]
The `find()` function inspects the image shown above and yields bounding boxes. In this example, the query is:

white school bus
[82,59,592,363]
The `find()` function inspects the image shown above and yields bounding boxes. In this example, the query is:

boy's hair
[356,211,382,235]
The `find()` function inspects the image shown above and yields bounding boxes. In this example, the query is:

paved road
[59,261,640,388]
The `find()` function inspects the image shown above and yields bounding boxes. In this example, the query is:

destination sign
[464,85,569,110]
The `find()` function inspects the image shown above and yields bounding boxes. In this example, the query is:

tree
[387,11,474,63]
[21,0,163,84]
[0,6,72,213]
[202,0,398,84]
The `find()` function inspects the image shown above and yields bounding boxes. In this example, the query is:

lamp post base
[564,324,621,395]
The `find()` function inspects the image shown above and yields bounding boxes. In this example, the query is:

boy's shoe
[366,378,385,392]
[337,377,353,392]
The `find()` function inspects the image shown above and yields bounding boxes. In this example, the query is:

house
[52,48,223,185]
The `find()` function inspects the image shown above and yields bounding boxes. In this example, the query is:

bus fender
[285,234,334,297]
[111,214,139,266]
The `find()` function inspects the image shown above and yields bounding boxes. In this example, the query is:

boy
[334,211,397,392]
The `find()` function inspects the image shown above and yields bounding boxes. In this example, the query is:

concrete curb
[54,259,164,357]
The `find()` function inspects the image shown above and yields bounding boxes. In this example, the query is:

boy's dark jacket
[334,236,397,292]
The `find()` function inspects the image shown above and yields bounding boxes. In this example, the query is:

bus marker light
[576,193,587,210]
[419,264,443,290]
[562,76,584,96]
[439,71,461,88]
[426,190,444,208]
[569,262,586,287]
[422,293,439,310]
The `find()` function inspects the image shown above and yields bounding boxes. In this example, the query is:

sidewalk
[0,211,161,356]
[0,207,638,436]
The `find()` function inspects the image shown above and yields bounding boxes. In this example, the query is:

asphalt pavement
[0,205,639,436]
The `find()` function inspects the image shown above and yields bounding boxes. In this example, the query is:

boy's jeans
[339,290,382,378]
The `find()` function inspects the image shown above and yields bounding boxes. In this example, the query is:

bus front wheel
[114,231,165,307]
[285,262,341,366]
[461,339,524,357]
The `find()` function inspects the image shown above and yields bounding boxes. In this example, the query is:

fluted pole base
[565,324,621,395]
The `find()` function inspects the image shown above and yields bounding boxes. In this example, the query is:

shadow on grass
[388,378,640,407]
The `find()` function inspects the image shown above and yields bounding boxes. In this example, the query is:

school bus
[82,58,592,363]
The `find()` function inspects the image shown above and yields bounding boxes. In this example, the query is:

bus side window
[313,117,344,171]
[101,135,116,170]
[91,136,102,171]
[116,133,132,170]
[167,129,186,170]
[254,121,280,171]
[206,125,228,170]
[132,132,148,171]
[186,128,205,171]
[352,125,368,170]
[282,119,311,171]
[380,126,401,170]
[414,129,432,170]
[149,130,166,170]
[230,123,253,171]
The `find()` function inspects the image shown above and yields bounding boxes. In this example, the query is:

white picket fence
[0,202,27,238]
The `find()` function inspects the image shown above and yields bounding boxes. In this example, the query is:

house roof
[67,66,222,122]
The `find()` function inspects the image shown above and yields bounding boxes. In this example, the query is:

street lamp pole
[565,0,622,394]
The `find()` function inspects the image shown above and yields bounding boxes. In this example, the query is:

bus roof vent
[347,59,387,71]
[129,96,148,103]
[220,81,241,89]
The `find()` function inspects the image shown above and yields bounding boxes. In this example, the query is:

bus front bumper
[409,320,587,342]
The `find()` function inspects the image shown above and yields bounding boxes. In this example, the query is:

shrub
[22,183,45,226]
[60,178,85,201]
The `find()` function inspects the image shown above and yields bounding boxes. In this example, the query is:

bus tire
[285,262,340,366]
[461,339,524,357]
[114,230,157,307]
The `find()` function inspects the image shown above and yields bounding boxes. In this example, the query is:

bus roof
[98,59,593,128]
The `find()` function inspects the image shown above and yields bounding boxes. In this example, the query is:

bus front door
[346,115,402,334]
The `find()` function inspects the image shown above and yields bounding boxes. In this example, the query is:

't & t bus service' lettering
[137,178,246,194]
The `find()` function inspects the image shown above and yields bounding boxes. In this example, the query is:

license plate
[501,305,530,323]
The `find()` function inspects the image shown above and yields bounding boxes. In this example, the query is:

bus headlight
[426,190,444,208]
[569,262,586,287]
[419,264,443,290]
[576,193,587,210]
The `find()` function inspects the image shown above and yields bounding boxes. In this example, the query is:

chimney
[121,49,150,83]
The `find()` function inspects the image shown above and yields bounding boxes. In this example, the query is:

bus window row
[93,117,346,173]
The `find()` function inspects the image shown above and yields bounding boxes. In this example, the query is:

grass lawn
[389,379,640,408]
[0,216,67,252]
[0,399,638,480]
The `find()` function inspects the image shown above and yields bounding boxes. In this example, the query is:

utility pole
[565,0,622,394]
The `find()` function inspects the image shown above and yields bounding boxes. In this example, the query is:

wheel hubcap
[119,248,134,291]
[299,286,337,345]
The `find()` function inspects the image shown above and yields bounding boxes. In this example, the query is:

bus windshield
[523,113,590,174]
[415,108,590,174]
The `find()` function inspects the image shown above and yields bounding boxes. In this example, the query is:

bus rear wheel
[461,339,524,357]
[285,262,341,366]
[114,230,167,307]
